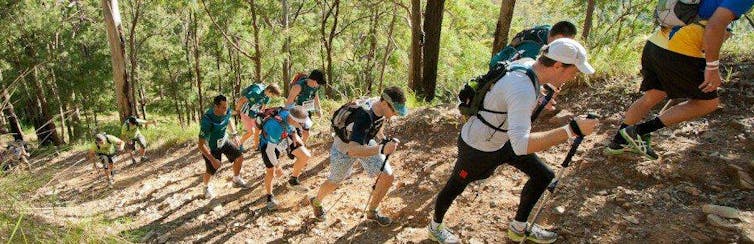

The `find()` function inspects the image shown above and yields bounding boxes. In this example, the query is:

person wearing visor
[309,86,408,226]
[285,69,326,143]
[259,106,313,210]
[427,38,599,244]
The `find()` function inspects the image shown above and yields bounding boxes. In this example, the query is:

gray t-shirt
[461,61,538,155]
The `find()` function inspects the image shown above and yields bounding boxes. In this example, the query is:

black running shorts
[203,141,242,174]
[639,41,717,100]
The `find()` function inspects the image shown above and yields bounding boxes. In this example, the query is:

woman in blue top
[285,69,326,143]
[235,83,282,150]
[258,106,313,210]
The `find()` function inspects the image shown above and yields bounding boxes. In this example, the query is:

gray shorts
[327,141,392,183]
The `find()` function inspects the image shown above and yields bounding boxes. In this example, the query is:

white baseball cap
[289,107,313,129]
[542,38,595,75]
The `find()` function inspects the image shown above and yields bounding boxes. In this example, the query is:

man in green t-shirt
[199,95,247,199]
[235,83,282,151]
[120,116,156,163]
[87,133,125,186]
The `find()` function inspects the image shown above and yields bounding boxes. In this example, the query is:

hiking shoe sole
[366,211,392,226]
[507,230,557,244]
[233,180,250,189]
[266,201,278,211]
[288,184,308,193]
[367,217,392,227]
[619,129,658,160]
[603,144,637,156]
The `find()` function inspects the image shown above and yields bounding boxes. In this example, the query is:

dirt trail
[25,66,754,243]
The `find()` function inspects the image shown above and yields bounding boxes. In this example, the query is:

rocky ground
[15,62,754,243]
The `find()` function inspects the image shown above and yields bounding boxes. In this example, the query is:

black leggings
[433,138,554,223]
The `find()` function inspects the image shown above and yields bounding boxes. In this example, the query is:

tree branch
[198,0,254,60]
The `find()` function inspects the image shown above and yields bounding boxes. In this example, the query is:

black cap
[309,69,326,85]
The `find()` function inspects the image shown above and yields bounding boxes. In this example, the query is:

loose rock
[623,215,640,225]
[706,214,737,229]
[702,204,741,219]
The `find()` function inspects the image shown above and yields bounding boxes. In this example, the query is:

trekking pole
[659,99,682,114]
[472,85,557,202]
[520,113,598,244]
[531,83,556,122]
[359,138,398,218]
[346,138,398,243]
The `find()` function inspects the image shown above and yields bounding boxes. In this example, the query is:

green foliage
[0,0,752,241]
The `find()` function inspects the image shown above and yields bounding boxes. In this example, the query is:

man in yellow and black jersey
[606,1,754,160]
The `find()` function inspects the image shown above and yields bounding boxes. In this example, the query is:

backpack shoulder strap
[508,66,539,96]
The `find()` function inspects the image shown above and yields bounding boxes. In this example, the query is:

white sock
[511,220,527,231]
[233,175,242,182]
[431,220,441,230]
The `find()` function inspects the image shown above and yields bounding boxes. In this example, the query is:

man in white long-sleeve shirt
[427,38,600,244]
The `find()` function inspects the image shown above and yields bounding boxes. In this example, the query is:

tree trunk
[408,0,423,91]
[71,91,84,141]
[102,0,136,121]
[49,70,68,144]
[31,66,63,146]
[492,0,516,56]
[68,92,83,142]
[0,69,4,128]
[582,0,596,43]
[420,0,445,102]
[248,0,262,83]
[320,0,340,99]
[215,44,222,91]
[127,0,142,118]
[282,0,292,94]
[0,107,5,128]
[139,84,147,119]
[364,3,380,95]
[183,100,192,125]
[378,2,399,93]
[232,37,242,113]
[2,86,25,142]
[175,96,184,126]
[192,10,204,110]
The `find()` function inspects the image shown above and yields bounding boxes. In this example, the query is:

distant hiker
[258,106,313,210]
[605,1,754,160]
[235,83,282,151]
[198,95,247,200]
[489,21,577,69]
[1,140,31,172]
[120,116,156,163]
[427,38,599,244]
[309,86,408,226]
[87,133,125,186]
[285,69,326,143]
